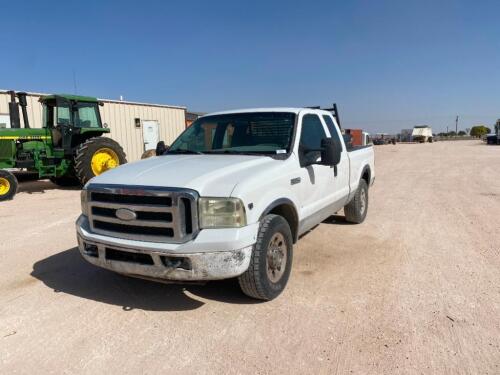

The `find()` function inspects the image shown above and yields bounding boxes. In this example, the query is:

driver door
[297,113,332,221]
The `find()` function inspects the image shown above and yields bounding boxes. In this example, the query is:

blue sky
[1,0,499,133]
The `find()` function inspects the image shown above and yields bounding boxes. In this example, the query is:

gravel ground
[0,140,499,374]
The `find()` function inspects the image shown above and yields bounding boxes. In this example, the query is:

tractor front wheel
[74,137,127,185]
[0,170,18,201]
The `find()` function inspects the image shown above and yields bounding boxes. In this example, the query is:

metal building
[0,90,186,161]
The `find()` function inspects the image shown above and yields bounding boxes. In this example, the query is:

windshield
[169,112,296,155]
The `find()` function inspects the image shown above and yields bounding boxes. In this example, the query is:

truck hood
[88,154,280,196]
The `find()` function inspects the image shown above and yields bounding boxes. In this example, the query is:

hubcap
[266,232,287,283]
[0,177,10,196]
[91,148,120,176]
[360,188,367,215]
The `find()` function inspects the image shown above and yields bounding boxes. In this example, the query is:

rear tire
[74,137,127,185]
[0,170,18,201]
[344,179,369,224]
[238,214,293,300]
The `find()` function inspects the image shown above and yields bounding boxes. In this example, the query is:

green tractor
[0,91,126,201]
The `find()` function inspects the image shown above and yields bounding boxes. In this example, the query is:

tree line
[438,125,492,138]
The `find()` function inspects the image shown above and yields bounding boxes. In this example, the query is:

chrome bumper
[76,234,253,282]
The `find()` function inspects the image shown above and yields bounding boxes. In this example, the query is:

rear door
[321,114,350,209]
[143,120,159,151]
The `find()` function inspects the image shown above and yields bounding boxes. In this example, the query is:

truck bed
[347,144,375,192]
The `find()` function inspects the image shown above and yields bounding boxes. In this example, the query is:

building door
[0,114,10,128]
[143,120,159,151]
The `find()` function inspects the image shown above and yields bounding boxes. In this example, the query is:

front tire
[74,137,127,185]
[344,179,369,223]
[0,170,18,201]
[238,214,293,300]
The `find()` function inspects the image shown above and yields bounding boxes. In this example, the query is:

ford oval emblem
[115,208,137,221]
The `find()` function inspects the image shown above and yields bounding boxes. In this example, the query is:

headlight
[199,197,247,228]
[81,189,89,217]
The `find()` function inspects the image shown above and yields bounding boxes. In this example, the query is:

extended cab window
[322,115,343,151]
[299,114,326,149]
[169,112,296,155]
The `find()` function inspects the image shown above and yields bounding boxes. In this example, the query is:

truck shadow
[18,180,59,194]
[31,247,261,312]
[323,214,356,225]
[17,180,80,194]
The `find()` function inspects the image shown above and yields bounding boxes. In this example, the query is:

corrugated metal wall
[0,90,186,161]
[0,92,43,130]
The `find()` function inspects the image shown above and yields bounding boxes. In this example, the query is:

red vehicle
[345,129,363,146]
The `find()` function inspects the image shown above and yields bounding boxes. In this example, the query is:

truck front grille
[86,184,199,243]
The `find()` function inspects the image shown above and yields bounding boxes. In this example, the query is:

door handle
[290,177,301,185]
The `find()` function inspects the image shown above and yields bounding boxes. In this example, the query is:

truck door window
[300,114,326,150]
[322,115,343,151]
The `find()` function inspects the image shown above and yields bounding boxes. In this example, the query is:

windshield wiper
[167,149,204,155]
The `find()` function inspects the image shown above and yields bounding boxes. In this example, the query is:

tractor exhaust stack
[17,92,30,129]
[8,90,21,129]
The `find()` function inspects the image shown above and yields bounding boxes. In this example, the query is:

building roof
[0,89,186,110]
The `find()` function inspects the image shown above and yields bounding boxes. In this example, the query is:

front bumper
[76,215,257,281]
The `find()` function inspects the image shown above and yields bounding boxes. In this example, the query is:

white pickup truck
[77,107,375,300]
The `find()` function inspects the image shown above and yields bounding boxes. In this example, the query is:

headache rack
[306,103,342,129]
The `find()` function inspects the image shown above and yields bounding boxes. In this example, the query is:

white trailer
[412,126,433,143]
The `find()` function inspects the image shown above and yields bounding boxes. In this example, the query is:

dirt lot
[0,140,499,374]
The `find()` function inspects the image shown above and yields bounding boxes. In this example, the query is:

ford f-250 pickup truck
[77,107,375,300]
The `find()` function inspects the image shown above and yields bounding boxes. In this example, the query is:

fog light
[161,256,191,270]
[83,243,98,257]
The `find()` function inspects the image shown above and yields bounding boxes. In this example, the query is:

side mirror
[320,138,341,166]
[155,141,168,156]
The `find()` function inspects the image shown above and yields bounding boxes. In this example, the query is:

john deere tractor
[0,91,126,201]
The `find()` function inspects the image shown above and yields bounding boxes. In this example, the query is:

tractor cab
[40,95,109,155]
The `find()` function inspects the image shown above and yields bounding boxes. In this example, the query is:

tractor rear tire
[0,170,18,201]
[74,137,127,185]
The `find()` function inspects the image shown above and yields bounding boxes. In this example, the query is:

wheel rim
[91,148,120,176]
[0,177,11,196]
[360,188,367,215]
[266,232,287,283]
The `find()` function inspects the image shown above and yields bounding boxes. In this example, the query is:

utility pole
[455,115,459,134]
